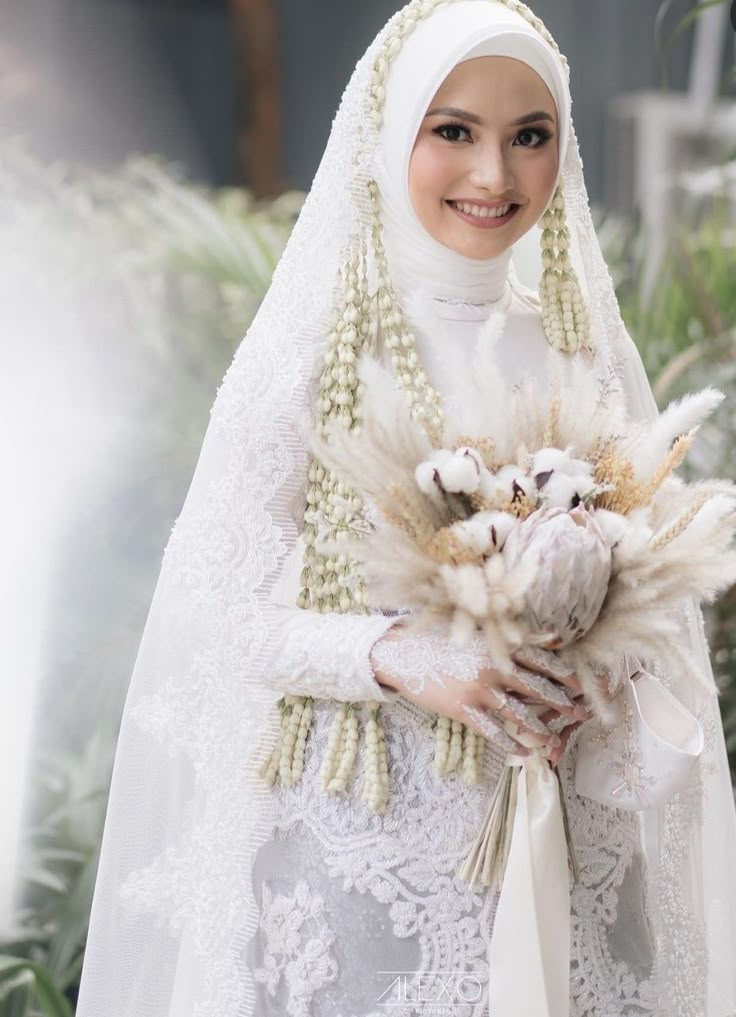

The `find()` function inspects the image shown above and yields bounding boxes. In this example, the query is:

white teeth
[454,202,513,219]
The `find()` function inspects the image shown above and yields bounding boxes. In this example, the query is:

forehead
[430,55,557,117]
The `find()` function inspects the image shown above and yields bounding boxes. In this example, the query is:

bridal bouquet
[314,329,736,714]
[311,313,736,887]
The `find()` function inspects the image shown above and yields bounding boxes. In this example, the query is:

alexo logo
[376,970,485,1007]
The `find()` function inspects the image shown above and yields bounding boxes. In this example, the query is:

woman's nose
[467,146,514,195]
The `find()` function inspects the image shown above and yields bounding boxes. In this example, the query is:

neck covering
[375,1,570,304]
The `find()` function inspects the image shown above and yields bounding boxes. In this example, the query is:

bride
[76,2,736,1016]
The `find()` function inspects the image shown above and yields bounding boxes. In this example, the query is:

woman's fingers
[547,720,583,767]
[483,688,560,747]
[504,665,583,718]
[512,647,583,696]
[461,704,530,756]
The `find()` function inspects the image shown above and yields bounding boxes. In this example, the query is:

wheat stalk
[542,395,561,448]
[643,428,697,501]
[650,491,714,551]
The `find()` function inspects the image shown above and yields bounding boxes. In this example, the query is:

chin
[452,237,514,260]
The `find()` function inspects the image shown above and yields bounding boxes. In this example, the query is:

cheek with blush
[408,137,454,233]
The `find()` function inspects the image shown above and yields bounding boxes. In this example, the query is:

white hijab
[374,1,570,303]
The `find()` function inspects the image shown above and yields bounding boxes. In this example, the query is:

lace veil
[76,2,736,1015]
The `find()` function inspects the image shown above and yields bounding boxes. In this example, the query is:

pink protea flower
[502,505,612,648]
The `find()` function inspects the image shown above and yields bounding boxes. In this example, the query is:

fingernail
[549,734,562,748]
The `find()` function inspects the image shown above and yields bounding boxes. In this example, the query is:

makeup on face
[408,56,560,260]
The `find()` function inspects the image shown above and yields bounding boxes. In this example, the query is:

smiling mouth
[446,200,520,228]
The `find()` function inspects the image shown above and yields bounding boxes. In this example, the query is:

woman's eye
[434,123,472,143]
[514,127,552,148]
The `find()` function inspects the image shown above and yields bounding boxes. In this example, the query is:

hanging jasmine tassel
[321,701,348,789]
[446,719,464,773]
[321,702,360,793]
[279,694,305,788]
[475,726,486,773]
[259,694,315,789]
[433,714,452,774]
[539,186,591,355]
[362,701,390,813]
[259,696,290,788]
[461,725,480,786]
[460,765,519,888]
[291,696,314,784]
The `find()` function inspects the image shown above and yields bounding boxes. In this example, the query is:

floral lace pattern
[253,880,339,1017]
[250,695,500,1016]
[268,606,398,702]
[246,691,705,1017]
[370,628,493,696]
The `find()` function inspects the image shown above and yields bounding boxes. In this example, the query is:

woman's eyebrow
[424,105,555,127]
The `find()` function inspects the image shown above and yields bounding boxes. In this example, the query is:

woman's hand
[371,625,589,758]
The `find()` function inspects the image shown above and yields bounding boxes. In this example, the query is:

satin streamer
[487,754,570,1017]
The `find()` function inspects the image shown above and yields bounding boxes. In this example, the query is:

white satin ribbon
[488,754,570,1017]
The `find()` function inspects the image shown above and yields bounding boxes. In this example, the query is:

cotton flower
[415,448,480,496]
[539,472,596,509]
[503,505,612,647]
[531,446,591,479]
[473,510,517,551]
[415,450,453,497]
[492,464,535,503]
[440,454,481,494]
[450,510,517,556]
[450,519,494,556]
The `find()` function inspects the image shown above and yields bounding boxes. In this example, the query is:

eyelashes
[431,121,554,148]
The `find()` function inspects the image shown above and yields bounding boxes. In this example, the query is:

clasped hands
[371,624,599,767]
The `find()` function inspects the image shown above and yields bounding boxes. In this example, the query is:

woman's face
[409,55,559,260]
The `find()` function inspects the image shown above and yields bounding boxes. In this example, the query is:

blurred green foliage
[602,180,736,776]
[0,145,303,1016]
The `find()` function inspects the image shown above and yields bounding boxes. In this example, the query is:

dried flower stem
[542,396,561,448]
[650,491,713,551]
[643,429,697,502]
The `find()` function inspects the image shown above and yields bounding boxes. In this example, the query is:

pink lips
[447,200,520,229]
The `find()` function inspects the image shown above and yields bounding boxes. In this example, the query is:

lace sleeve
[266,606,401,703]
[369,626,494,696]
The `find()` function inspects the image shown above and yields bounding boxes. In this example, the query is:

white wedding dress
[245,281,665,1017]
[76,5,736,1015]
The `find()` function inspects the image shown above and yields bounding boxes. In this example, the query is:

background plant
[0,144,303,1015]
[599,170,736,776]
